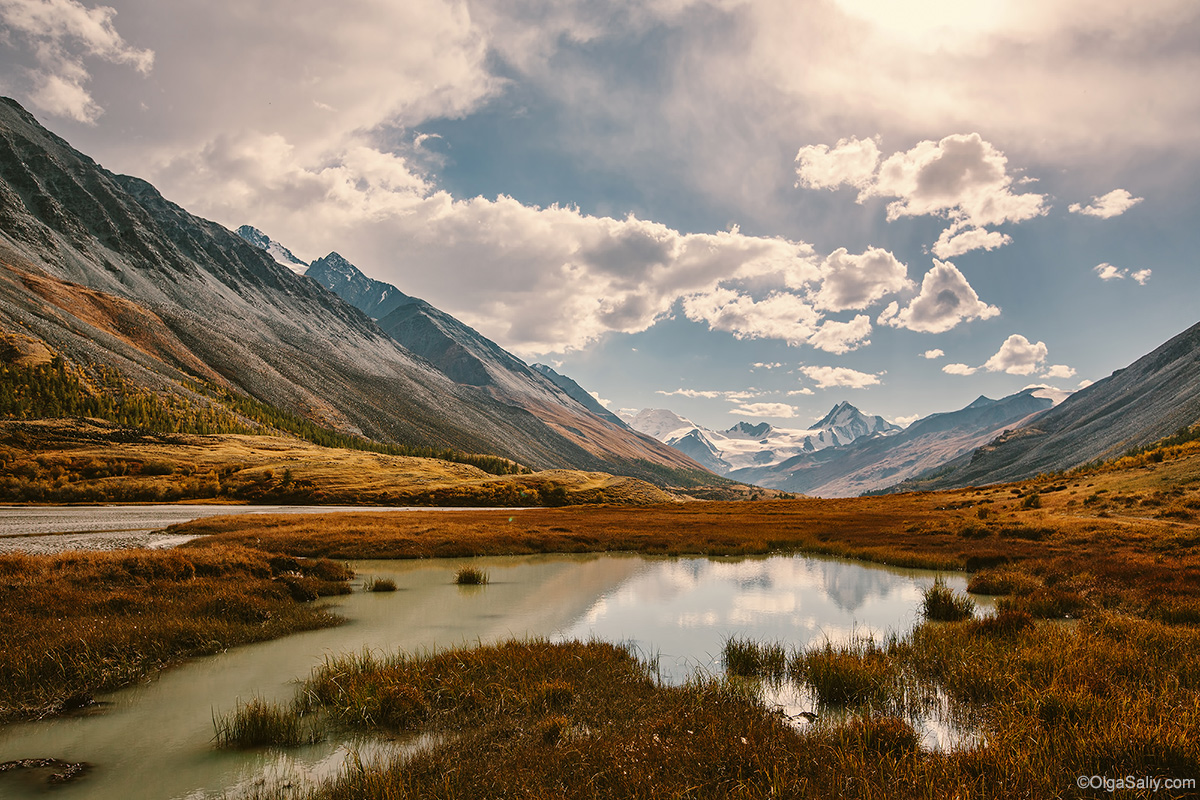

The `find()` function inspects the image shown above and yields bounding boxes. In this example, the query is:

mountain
[235,225,307,274]
[914,320,1200,488]
[732,388,1054,496]
[0,97,709,484]
[238,225,697,477]
[531,363,629,429]
[306,251,410,320]
[624,402,901,479]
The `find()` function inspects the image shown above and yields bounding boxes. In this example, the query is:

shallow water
[0,505,470,554]
[0,552,979,799]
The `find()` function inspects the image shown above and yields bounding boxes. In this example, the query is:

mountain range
[0,97,707,486]
[625,390,1058,496]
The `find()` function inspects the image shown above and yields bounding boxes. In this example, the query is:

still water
[0,553,976,799]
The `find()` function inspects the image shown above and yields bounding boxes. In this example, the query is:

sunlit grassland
[0,547,351,722]
[0,420,674,506]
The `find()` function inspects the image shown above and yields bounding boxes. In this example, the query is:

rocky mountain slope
[912,319,1200,489]
[0,97,709,484]
[238,228,692,475]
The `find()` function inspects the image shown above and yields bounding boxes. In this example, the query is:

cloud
[942,363,978,376]
[806,314,872,354]
[891,414,920,427]
[798,132,1047,257]
[588,390,613,408]
[1069,189,1144,219]
[812,247,912,311]
[730,402,797,418]
[799,365,881,389]
[787,388,815,396]
[1041,364,1076,379]
[752,362,784,370]
[794,135,880,190]
[878,259,999,333]
[1094,263,1151,284]
[982,334,1048,375]
[922,349,945,359]
[656,388,725,399]
[0,0,154,123]
[681,288,821,348]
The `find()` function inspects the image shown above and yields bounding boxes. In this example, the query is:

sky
[1,0,1197,431]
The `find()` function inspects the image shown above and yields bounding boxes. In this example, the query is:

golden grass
[0,420,674,505]
[0,546,351,722]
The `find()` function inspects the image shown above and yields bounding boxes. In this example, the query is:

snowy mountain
[235,225,308,274]
[623,403,901,475]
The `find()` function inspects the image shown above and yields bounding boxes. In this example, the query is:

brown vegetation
[0,419,673,506]
[0,546,350,722]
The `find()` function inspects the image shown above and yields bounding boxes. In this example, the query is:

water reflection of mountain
[818,560,906,612]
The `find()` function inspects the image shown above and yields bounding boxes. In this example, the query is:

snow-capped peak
[235,225,308,274]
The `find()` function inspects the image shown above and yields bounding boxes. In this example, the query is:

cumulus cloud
[787,388,815,396]
[878,259,999,334]
[1069,189,1144,219]
[807,315,872,354]
[681,289,821,348]
[797,133,1047,257]
[794,135,880,190]
[752,362,784,370]
[942,363,978,376]
[1042,364,1077,379]
[812,247,912,311]
[891,414,920,427]
[730,402,797,418]
[982,334,1049,375]
[799,365,881,389]
[1094,263,1151,284]
[0,0,153,123]
[922,349,945,359]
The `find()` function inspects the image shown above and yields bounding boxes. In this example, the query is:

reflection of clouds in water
[676,610,721,628]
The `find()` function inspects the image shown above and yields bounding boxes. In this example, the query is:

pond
[0,552,980,799]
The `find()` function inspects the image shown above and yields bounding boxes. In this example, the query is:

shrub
[364,576,397,592]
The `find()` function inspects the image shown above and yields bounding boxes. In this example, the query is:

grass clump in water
[722,636,787,680]
[212,697,321,748]
[454,566,488,585]
[362,576,397,592]
[790,637,898,707]
[922,578,976,622]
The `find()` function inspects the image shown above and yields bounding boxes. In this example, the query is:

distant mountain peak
[727,421,772,438]
[815,401,863,429]
[235,225,308,274]
[966,395,997,409]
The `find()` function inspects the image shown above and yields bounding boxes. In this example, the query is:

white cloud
[799,365,881,389]
[1041,364,1076,379]
[798,132,1047,257]
[588,390,612,408]
[931,224,1011,259]
[752,362,784,370]
[0,0,154,123]
[983,334,1048,375]
[1094,263,1151,285]
[656,388,725,399]
[878,259,999,334]
[1069,189,1144,219]
[942,363,978,376]
[812,247,912,311]
[787,388,815,396]
[730,402,797,418]
[794,135,880,190]
[922,349,945,359]
[1077,379,1094,389]
[807,315,872,354]
[682,288,821,348]
[891,413,920,427]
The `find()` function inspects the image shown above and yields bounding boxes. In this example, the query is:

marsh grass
[362,576,397,592]
[790,636,900,708]
[0,547,349,723]
[923,579,976,622]
[453,566,488,585]
[212,697,321,748]
[722,637,788,680]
